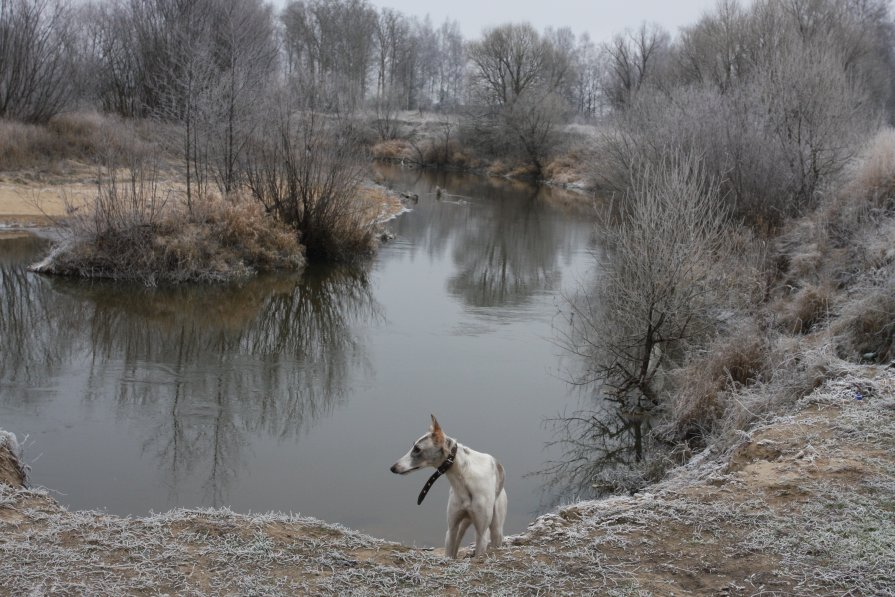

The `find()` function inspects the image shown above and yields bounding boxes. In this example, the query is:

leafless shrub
[551,152,733,494]
[461,90,567,175]
[565,151,731,411]
[593,84,787,226]
[540,402,669,500]
[599,1,882,228]
[0,0,75,122]
[243,108,377,262]
[412,119,464,167]
[370,91,404,141]
[757,37,877,211]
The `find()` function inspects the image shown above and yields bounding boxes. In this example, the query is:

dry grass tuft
[372,138,472,170]
[775,283,833,334]
[0,120,56,170]
[505,162,540,179]
[0,431,27,488]
[161,194,306,279]
[832,284,895,364]
[846,127,895,208]
[0,112,153,172]
[543,152,586,186]
[718,341,850,436]
[486,159,509,177]
[371,139,414,162]
[663,329,769,443]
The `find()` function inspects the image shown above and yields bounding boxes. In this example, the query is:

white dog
[390,415,507,558]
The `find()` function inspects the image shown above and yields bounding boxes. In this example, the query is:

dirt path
[1,368,893,595]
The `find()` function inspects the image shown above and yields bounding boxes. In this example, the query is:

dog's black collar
[417,441,458,505]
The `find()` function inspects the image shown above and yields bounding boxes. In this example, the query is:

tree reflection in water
[541,260,668,504]
[448,184,561,308]
[377,164,588,311]
[0,237,380,505]
[540,397,655,504]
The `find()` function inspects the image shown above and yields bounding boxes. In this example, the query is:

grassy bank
[2,366,892,595]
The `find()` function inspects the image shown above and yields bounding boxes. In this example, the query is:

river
[0,165,595,547]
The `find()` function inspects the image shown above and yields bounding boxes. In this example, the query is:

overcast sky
[364,0,720,43]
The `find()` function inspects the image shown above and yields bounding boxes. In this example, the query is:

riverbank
[2,365,892,595]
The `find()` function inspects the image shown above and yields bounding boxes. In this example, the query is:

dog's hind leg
[471,503,494,557]
[489,489,507,551]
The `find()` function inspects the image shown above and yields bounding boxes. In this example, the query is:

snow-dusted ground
[2,366,893,595]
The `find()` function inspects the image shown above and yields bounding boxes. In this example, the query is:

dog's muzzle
[390,463,417,474]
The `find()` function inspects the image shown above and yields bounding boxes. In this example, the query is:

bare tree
[675,0,749,92]
[282,0,378,111]
[602,22,669,110]
[0,0,75,122]
[434,19,464,109]
[151,0,217,211]
[569,33,606,119]
[464,23,572,173]
[205,0,278,194]
[467,23,557,107]
[373,8,405,107]
[757,33,877,209]
[243,97,374,262]
[565,152,730,412]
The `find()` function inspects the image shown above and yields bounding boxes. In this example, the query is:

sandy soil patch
[0,182,93,225]
[0,180,402,227]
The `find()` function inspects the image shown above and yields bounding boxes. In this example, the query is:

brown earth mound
[0,433,26,488]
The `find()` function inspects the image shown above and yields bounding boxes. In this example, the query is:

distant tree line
[0,0,613,123]
[2,0,894,180]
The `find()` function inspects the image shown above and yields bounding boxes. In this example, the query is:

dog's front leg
[445,508,469,558]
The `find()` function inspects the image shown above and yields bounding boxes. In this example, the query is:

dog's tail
[495,461,505,497]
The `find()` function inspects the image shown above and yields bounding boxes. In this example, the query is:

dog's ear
[430,414,444,444]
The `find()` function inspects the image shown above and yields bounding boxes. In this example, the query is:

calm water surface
[0,167,594,546]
